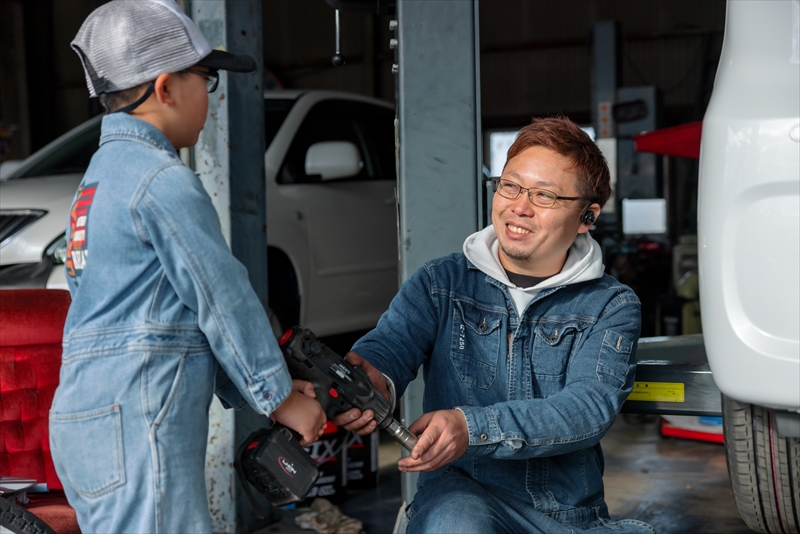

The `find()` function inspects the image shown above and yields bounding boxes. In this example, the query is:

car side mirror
[0,160,23,181]
[304,141,363,181]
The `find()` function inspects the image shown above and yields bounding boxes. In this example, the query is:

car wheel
[0,496,57,534]
[723,394,800,533]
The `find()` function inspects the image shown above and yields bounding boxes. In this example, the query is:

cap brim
[197,49,257,73]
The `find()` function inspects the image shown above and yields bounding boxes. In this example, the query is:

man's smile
[507,223,532,235]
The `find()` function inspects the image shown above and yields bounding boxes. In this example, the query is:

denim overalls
[49,113,291,533]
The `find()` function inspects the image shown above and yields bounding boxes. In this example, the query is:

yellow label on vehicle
[627,381,685,402]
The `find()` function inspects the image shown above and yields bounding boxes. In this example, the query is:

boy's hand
[271,380,327,447]
[332,352,389,435]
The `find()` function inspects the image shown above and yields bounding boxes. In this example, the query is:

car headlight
[45,233,67,264]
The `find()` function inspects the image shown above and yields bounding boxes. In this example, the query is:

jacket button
[263,390,274,401]
[480,433,488,441]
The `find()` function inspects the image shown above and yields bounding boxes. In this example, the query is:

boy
[48,1,326,532]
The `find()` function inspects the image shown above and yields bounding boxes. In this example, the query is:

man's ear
[153,73,176,106]
[577,203,601,234]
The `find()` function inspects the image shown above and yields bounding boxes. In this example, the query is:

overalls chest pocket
[531,321,588,398]
[450,299,503,389]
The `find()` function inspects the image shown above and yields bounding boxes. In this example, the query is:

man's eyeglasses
[492,178,585,208]
[182,68,219,93]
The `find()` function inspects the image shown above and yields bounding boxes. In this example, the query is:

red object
[0,289,79,533]
[1,289,71,490]
[328,387,339,399]
[17,491,80,534]
[660,418,724,444]
[322,421,338,435]
[633,121,703,160]
[278,329,294,347]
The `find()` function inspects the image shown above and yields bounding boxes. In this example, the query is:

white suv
[0,90,399,337]
[699,1,799,531]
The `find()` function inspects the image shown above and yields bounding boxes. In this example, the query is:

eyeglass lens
[495,180,557,207]
[205,73,218,93]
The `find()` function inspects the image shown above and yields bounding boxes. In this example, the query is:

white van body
[699,0,799,413]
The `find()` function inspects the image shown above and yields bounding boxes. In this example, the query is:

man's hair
[98,82,150,113]
[505,116,611,207]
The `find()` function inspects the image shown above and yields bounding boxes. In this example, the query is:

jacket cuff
[249,369,292,416]
[455,406,500,457]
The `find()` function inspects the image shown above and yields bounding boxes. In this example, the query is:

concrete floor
[255,414,753,534]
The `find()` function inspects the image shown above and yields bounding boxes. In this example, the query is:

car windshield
[14,98,296,179]
[16,122,102,178]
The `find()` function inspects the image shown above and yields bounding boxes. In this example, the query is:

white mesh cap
[72,0,256,97]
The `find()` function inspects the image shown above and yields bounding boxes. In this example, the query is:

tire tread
[723,395,800,534]
[0,496,57,534]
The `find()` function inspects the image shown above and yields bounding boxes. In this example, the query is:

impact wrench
[235,326,417,510]
[279,326,417,453]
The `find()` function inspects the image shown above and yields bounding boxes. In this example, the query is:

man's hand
[331,351,389,435]
[397,410,469,472]
[271,380,327,447]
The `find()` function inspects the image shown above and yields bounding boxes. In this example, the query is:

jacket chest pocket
[449,299,503,389]
[531,322,587,397]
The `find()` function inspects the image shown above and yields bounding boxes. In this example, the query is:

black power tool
[279,326,417,452]
[236,326,417,512]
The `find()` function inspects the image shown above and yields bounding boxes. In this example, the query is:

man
[334,117,655,533]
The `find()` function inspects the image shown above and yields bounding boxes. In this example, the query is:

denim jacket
[353,227,641,523]
[59,113,291,416]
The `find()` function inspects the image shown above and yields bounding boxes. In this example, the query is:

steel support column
[191,1,269,532]
[394,0,482,523]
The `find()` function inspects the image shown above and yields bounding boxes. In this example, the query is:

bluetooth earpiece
[580,208,596,225]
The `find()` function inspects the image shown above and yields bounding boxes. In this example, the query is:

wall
[480,0,726,128]
[0,0,725,158]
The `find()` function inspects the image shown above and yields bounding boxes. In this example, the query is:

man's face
[491,145,590,277]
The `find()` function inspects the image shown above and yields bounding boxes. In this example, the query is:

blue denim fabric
[50,113,292,532]
[353,253,651,533]
[405,467,655,534]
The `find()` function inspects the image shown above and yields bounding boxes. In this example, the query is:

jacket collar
[99,112,177,156]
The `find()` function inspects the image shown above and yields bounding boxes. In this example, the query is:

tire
[0,496,56,534]
[723,395,800,533]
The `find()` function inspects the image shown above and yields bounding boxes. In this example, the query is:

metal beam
[394,0,482,518]
[190,1,269,532]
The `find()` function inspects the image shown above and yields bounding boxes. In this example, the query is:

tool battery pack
[235,426,320,508]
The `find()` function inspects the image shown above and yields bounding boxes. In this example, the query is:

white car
[0,90,399,337]
[699,1,799,531]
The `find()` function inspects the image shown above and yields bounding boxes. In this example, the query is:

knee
[408,491,496,534]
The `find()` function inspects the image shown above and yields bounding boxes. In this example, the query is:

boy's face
[170,65,210,149]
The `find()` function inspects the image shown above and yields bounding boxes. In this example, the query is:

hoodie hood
[463,225,605,313]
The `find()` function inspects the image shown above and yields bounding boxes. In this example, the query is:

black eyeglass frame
[491,178,588,208]
[181,68,220,93]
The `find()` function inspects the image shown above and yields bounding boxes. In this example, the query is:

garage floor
[254,414,753,534]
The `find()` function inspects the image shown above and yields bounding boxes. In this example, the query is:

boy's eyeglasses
[492,178,586,208]
[182,68,219,93]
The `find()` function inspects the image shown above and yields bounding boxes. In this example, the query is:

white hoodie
[462,225,605,315]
